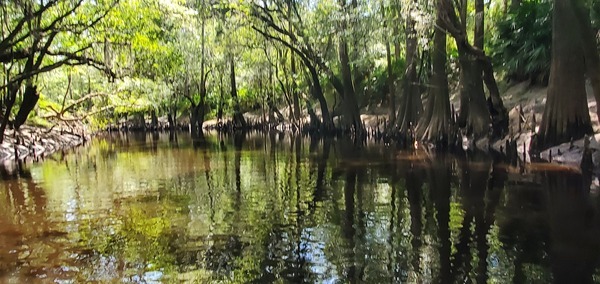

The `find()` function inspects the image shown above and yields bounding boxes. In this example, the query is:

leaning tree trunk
[306,64,334,130]
[13,84,39,130]
[475,0,508,138]
[537,0,592,149]
[416,2,452,145]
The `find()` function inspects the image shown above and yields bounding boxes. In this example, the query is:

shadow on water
[0,132,599,282]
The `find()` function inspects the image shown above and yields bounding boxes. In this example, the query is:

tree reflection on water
[0,132,598,283]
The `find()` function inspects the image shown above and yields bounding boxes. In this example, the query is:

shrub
[490,0,552,85]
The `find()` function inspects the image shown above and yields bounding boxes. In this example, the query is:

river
[0,132,598,283]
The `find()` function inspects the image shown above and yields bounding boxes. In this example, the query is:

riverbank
[201,81,600,171]
[6,81,596,172]
[490,81,600,170]
[0,121,89,165]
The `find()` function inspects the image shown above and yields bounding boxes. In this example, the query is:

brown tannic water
[1,132,600,283]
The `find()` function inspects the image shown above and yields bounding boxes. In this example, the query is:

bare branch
[0,0,59,50]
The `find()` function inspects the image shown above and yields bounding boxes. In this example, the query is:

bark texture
[395,3,421,135]
[537,0,592,149]
[416,2,452,144]
[571,0,600,121]
[13,84,39,130]
[338,39,363,133]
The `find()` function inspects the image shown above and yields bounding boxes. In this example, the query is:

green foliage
[364,57,406,104]
[490,0,552,84]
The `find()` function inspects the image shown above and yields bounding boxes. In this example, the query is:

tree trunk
[291,55,301,123]
[440,0,507,139]
[305,98,321,130]
[230,55,246,128]
[537,0,592,149]
[190,105,198,134]
[381,0,396,123]
[474,0,484,49]
[457,51,490,138]
[336,0,363,135]
[338,39,363,134]
[1,84,18,140]
[191,103,205,133]
[13,84,38,130]
[288,3,301,123]
[307,64,334,130]
[481,60,509,138]
[218,72,224,123]
[571,0,600,121]
[416,3,452,145]
[385,40,396,123]
[475,0,508,138]
[252,24,333,131]
[393,0,402,60]
[197,0,207,134]
[150,109,158,130]
[168,108,175,131]
[395,4,421,135]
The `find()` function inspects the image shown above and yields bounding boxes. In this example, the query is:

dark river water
[1,132,600,283]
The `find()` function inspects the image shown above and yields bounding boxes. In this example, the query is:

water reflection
[0,132,598,282]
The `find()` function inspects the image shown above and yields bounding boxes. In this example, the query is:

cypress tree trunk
[440,0,506,140]
[337,0,363,135]
[416,1,452,144]
[457,51,490,138]
[571,0,600,121]
[537,0,592,149]
[455,0,490,139]
[395,3,421,136]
